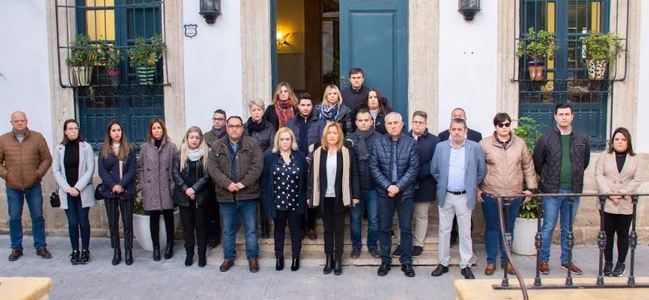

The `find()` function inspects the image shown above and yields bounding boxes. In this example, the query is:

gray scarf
[188,148,204,162]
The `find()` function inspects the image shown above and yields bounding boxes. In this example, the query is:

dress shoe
[538,261,549,275]
[198,254,206,268]
[248,258,259,273]
[461,267,475,279]
[412,246,423,257]
[484,264,496,276]
[220,259,234,272]
[323,254,334,274]
[501,263,515,276]
[351,248,361,259]
[8,249,23,261]
[560,262,583,275]
[153,245,161,261]
[185,252,194,266]
[431,264,449,277]
[612,262,625,277]
[377,262,391,276]
[291,258,300,271]
[307,230,317,240]
[369,248,380,259]
[80,249,90,264]
[70,249,80,265]
[401,263,415,277]
[164,243,174,259]
[208,239,219,248]
[276,257,285,271]
[124,249,133,265]
[333,256,342,275]
[603,261,613,276]
[36,247,52,259]
[112,248,122,265]
[391,245,402,257]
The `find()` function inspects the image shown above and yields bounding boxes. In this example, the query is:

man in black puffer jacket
[369,112,419,278]
[533,102,590,276]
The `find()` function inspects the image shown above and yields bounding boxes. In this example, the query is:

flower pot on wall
[136,66,156,85]
[108,69,120,86]
[71,66,92,86]
[528,61,545,81]
[587,59,608,80]
[512,217,538,255]
[133,209,180,251]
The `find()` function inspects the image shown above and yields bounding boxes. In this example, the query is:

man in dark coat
[340,67,369,129]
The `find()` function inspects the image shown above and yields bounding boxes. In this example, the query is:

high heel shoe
[111,248,121,266]
[291,258,300,271]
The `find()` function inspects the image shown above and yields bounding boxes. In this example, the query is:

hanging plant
[66,34,98,86]
[583,32,624,80]
[98,40,122,86]
[516,28,558,81]
[127,34,167,85]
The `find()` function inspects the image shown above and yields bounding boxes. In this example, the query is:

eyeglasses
[497,123,511,128]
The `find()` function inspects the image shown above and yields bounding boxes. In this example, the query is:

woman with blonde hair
[264,81,298,129]
[315,85,353,134]
[261,127,308,271]
[172,126,212,267]
[308,122,359,275]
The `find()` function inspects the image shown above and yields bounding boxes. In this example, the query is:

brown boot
[501,263,516,276]
[219,259,234,272]
[538,261,549,275]
[484,264,496,276]
[248,258,259,273]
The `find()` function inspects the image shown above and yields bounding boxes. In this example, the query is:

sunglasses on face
[497,122,511,128]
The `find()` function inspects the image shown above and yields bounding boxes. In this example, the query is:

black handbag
[94,183,104,200]
[49,192,61,208]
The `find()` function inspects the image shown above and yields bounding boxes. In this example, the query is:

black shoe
[323,254,334,274]
[392,245,402,257]
[612,262,625,277]
[153,245,161,261]
[276,257,285,271]
[164,243,174,259]
[603,261,613,276]
[461,267,475,279]
[8,249,23,261]
[291,258,300,271]
[70,249,80,265]
[431,264,449,277]
[112,248,122,266]
[412,246,423,257]
[198,254,206,268]
[208,239,218,248]
[369,248,381,259]
[80,249,90,264]
[401,263,415,277]
[185,252,194,266]
[333,256,342,275]
[125,249,133,265]
[351,248,361,258]
[377,262,391,276]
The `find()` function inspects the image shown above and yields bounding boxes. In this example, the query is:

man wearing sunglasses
[477,113,537,276]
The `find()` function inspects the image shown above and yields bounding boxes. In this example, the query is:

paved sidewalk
[1,235,648,299]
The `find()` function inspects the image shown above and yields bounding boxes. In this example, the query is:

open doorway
[273,0,339,102]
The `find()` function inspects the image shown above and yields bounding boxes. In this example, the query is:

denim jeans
[349,189,378,251]
[481,194,523,265]
[220,200,259,260]
[65,195,91,251]
[6,183,46,250]
[540,188,580,264]
[378,195,414,264]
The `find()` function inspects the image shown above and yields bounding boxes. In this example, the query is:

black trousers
[322,197,345,257]
[304,207,319,231]
[179,206,207,254]
[105,197,134,250]
[604,212,633,263]
[206,195,221,243]
[148,209,175,246]
[274,209,302,259]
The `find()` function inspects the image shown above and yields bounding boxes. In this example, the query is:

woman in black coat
[308,122,359,276]
[358,88,392,135]
[172,126,212,267]
[261,127,308,271]
[315,85,354,134]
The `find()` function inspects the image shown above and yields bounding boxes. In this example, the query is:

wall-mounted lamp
[200,0,221,24]
[276,31,292,48]
[458,0,480,21]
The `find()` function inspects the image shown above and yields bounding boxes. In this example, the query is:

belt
[447,190,466,195]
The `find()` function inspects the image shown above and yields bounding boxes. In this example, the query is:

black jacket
[97,151,137,200]
[438,128,482,143]
[263,104,299,130]
[533,127,590,193]
[286,114,326,154]
[261,151,308,218]
[314,103,354,135]
[341,86,369,114]
[410,129,440,202]
[346,129,380,191]
[172,152,211,207]
[369,133,420,200]
[308,142,360,214]
[244,118,276,153]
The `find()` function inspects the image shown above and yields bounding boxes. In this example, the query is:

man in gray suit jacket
[430,118,486,279]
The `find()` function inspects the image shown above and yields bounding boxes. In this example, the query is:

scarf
[211,126,226,140]
[275,101,295,128]
[355,128,374,160]
[245,117,268,135]
[188,148,204,162]
[319,103,339,122]
[311,146,351,207]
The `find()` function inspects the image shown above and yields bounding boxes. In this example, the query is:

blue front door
[340,0,409,120]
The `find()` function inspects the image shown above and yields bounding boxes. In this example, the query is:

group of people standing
[0,68,643,280]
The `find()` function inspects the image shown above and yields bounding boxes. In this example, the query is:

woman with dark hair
[309,122,359,275]
[172,126,211,267]
[138,118,178,261]
[261,127,308,271]
[315,85,354,134]
[52,119,96,264]
[264,81,299,129]
[98,120,137,265]
[595,127,644,277]
[359,88,392,134]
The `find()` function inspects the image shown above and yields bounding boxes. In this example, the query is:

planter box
[512,217,538,256]
[70,66,92,86]
[136,66,156,85]
[133,209,180,251]
[588,59,608,80]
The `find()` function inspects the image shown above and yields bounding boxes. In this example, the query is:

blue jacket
[98,150,137,200]
[430,139,486,209]
[261,150,309,218]
[409,129,440,202]
[369,133,419,200]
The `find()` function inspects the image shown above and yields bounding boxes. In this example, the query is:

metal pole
[534,196,543,287]
[565,196,574,287]
[501,196,510,288]
[596,196,607,286]
[628,195,638,286]
[497,196,529,300]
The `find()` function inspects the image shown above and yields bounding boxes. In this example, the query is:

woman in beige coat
[595,127,644,277]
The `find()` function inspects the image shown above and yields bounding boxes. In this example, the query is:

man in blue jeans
[346,109,380,259]
[208,116,263,273]
[533,102,590,275]
[0,111,53,261]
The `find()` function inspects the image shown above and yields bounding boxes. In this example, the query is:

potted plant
[512,116,542,255]
[127,34,166,85]
[583,32,623,80]
[65,34,98,86]
[516,28,558,81]
[98,41,122,86]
